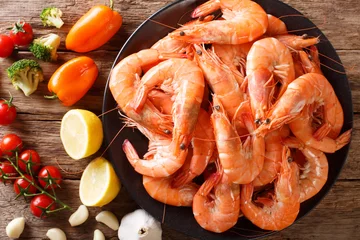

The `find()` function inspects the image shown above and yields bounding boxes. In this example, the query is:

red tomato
[9,21,33,46]
[18,150,41,174]
[30,194,56,218]
[0,134,23,156]
[0,94,17,125]
[38,166,62,190]
[0,35,14,58]
[0,160,18,181]
[14,174,37,195]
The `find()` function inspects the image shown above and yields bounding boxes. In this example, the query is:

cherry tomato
[18,150,41,174]
[38,166,62,190]
[9,21,33,46]
[0,160,18,182]
[0,134,23,156]
[0,35,14,58]
[0,94,17,125]
[30,194,56,218]
[14,174,37,195]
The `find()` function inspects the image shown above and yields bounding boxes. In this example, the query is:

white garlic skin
[6,217,25,239]
[93,229,105,240]
[46,228,67,240]
[68,205,89,227]
[95,211,119,231]
[118,209,162,240]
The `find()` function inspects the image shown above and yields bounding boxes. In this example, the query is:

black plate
[102,0,353,239]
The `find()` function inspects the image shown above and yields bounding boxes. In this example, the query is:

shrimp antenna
[97,106,119,117]
[162,204,167,224]
[55,158,84,175]
[177,8,197,26]
[148,19,177,30]
[229,230,273,238]
[304,47,344,67]
[100,123,128,158]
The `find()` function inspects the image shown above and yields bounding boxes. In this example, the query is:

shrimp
[148,90,173,115]
[274,34,319,51]
[246,37,295,122]
[292,52,306,78]
[172,109,215,188]
[283,137,328,202]
[109,49,184,136]
[169,0,268,45]
[252,126,290,187]
[131,58,205,157]
[211,95,265,184]
[192,162,240,233]
[265,14,288,36]
[241,147,300,231]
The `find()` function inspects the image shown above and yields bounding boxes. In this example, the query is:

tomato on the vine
[0,94,17,125]
[0,35,14,58]
[0,134,23,156]
[18,150,41,174]
[9,21,33,46]
[30,194,56,218]
[0,160,18,181]
[38,166,62,190]
[14,174,37,195]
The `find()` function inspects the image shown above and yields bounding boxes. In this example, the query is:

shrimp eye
[287,156,293,163]
[164,129,171,134]
[214,105,220,111]
[254,119,262,125]
[180,143,186,150]
[264,118,271,124]
[196,49,202,55]
[302,34,309,39]
[198,16,204,21]
[308,54,313,61]
[180,31,185,36]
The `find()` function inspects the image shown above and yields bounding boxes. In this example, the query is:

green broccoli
[29,34,61,62]
[40,7,64,29]
[7,59,44,96]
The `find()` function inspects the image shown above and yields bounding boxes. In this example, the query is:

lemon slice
[80,157,121,206]
[60,109,103,160]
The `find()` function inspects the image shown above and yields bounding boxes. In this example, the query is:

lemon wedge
[60,109,103,160]
[80,157,121,206]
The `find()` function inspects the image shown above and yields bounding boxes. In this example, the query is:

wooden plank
[0,179,358,239]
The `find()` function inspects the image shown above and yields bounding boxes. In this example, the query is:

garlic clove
[46,228,67,240]
[93,229,105,240]
[68,205,89,227]
[118,209,162,240]
[95,211,119,231]
[6,217,25,239]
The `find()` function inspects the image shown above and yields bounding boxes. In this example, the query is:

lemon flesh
[80,157,121,207]
[60,109,103,160]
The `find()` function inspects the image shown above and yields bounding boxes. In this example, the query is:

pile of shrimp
[109,0,352,234]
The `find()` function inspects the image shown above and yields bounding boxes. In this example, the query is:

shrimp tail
[335,129,352,151]
[172,171,197,188]
[282,136,304,149]
[313,123,332,140]
[122,139,140,166]
[199,171,222,196]
[191,0,220,18]
[132,85,148,112]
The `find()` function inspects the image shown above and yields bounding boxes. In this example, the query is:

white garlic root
[68,205,89,227]
[93,229,105,240]
[6,217,25,239]
[46,228,67,240]
[95,211,119,231]
[118,209,162,240]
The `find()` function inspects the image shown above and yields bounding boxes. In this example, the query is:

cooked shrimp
[132,58,205,157]
[109,49,184,136]
[172,109,215,188]
[292,52,306,78]
[169,0,268,45]
[148,90,173,115]
[275,34,319,51]
[193,163,240,233]
[252,126,290,187]
[211,95,265,184]
[283,137,328,202]
[246,37,295,122]
[241,147,300,231]
[266,14,287,36]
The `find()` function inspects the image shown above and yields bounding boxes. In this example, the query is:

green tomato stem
[110,0,114,10]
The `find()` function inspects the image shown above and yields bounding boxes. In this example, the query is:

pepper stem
[44,93,58,100]
[109,0,114,10]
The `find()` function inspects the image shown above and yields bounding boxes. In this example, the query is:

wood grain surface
[0,0,359,239]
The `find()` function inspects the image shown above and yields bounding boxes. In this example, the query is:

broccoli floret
[7,59,44,96]
[40,7,64,29]
[29,34,61,62]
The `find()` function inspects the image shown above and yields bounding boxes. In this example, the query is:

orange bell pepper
[46,56,98,106]
[65,0,122,53]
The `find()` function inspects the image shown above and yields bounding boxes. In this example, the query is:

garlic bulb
[69,205,89,226]
[6,217,25,238]
[118,209,162,240]
[46,228,67,240]
[95,211,119,231]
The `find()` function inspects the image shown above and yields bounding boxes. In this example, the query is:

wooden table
[0,0,359,239]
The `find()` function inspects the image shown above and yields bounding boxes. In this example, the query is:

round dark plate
[102,0,353,239]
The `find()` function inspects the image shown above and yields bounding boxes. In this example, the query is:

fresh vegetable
[68,205,89,227]
[0,160,19,181]
[95,211,119,231]
[9,20,33,46]
[38,166,62,190]
[0,35,14,58]
[30,194,56,218]
[60,109,103,160]
[29,33,61,62]
[0,93,17,126]
[94,229,105,240]
[14,174,37,195]
[0,134,23,157]
[18,149,41,173]
[46,228,67,240]
[40,7,64,29]
[65,0,122,52]
[7,59,44,96]
[6,217,25,239]
[46,56,98,106]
